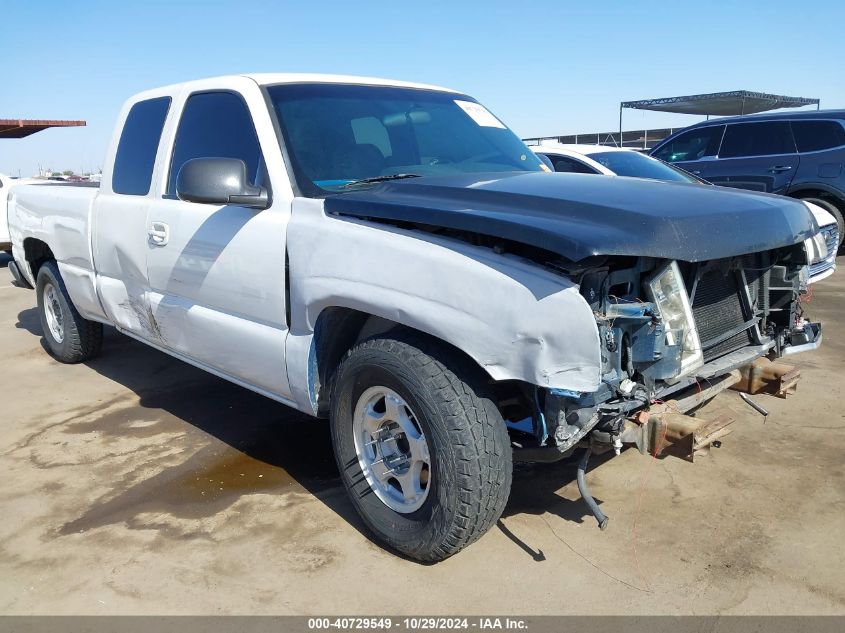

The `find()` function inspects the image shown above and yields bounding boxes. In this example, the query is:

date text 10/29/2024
[307,618,529,630]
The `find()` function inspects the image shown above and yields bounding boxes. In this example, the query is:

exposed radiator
[689,267,758,362]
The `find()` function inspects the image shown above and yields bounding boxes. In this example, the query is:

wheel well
[312,308,388,416]
[311,307,506,417]
[790,188,845,212]
[22,238,55,279]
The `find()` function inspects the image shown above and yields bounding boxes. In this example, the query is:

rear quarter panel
[792,146,845,191]
[9,184,107,321]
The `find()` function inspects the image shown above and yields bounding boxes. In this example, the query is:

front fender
[285,199,601,411]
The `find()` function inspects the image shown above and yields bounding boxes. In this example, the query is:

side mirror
[176,157,269,209]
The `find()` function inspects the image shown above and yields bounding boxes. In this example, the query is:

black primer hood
[325,172,817,262]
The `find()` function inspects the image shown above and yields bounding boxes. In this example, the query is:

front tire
[330,332,512,562]
[36,261,103,363]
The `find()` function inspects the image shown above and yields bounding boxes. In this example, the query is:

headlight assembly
[809,230,829,264]
[816,231,830,261]
[647,261,703,378]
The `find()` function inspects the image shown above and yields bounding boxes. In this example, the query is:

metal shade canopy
[621,90,819,117]
[613,90,820,149]
[0,119,86,139]
[525,91,821,150]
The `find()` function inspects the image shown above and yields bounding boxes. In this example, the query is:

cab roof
[245,73,458,93]
[127,73,461,105]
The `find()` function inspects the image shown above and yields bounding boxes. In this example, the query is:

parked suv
[650,110,845,248]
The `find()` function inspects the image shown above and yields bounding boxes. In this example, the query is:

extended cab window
[791,120,845,152]
[167,91,264,196]
[652,125,724,163]
[719,122,795,158]
[112,97,171,195]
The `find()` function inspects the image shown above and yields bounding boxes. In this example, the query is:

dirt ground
[0,253,843,616]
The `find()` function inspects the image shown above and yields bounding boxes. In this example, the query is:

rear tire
[330,331,512,562]
[35,261,103,363]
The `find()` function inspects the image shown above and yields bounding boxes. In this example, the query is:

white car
[533,143,838,283]
[533,142,706,182]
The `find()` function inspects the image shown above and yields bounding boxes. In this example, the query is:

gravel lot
[1,253,843,615]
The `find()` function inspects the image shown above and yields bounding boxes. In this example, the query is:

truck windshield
[266,83,546,196]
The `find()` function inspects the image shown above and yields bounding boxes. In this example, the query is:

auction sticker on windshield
[454,100,506,128]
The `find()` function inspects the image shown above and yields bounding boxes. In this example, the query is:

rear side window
[719,122,795,158]
[791,120,845,152]
[167,91,263,195]
[652,125,724,163]
[112,97,171,195]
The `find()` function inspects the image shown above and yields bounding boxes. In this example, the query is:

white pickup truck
[6,74,823,561]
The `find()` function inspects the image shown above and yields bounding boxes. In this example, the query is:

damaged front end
[508,241,821,524]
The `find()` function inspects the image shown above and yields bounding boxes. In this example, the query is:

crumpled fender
[285,198,601,412]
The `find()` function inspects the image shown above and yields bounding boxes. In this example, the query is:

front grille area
[689,267,756,362]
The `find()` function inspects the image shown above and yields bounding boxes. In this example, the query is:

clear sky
[2,0,844,176]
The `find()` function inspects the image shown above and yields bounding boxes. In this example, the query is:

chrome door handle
[148,222,169,246]
[769,165,793,172]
